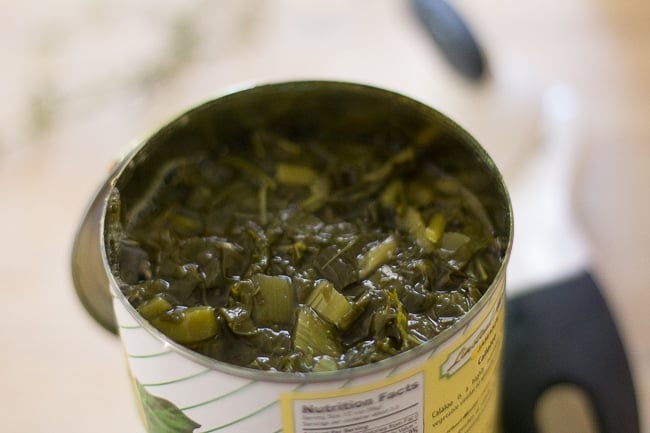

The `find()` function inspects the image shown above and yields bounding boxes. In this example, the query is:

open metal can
[72,81,513,433]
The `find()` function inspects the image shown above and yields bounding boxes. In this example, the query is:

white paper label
[289,373,424,433]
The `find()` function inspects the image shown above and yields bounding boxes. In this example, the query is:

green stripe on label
[181,380,256,411]
[142,368,211,387]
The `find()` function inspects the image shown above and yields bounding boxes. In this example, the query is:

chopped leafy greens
[113,131,504,373]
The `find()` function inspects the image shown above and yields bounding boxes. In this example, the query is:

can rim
[79,79,514,382]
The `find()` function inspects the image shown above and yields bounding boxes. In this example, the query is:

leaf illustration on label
[135,379,201,433]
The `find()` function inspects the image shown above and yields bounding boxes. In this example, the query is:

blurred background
[1,0,648,431]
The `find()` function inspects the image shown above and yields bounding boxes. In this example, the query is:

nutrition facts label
[281,286,505,433]
[287,373,424,433]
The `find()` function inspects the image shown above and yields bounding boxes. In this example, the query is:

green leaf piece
[357,235,398,280]
[151,306,218,344]
[294,305,341,358]
[252,274,296,326]
[306,280,353,329]
[134,379,201,433]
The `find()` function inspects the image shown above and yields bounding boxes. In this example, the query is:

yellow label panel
[282,371,425,433]
[281,284,505,433]
[426,294,504,433]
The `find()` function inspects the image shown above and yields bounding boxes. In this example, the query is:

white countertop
[1,1,648,431]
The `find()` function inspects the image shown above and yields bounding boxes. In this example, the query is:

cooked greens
[111,131,505,373]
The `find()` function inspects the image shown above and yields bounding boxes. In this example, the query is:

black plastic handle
[502,272,640,433]
[410,0,487,81]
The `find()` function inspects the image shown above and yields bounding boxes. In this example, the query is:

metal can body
[114,271,506,433]
[95,81,512,433]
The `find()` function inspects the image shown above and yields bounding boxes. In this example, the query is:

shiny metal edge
[76,80,514,381]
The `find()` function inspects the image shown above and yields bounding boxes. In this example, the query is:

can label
[114,273,505,433]
[281,277,505,433]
